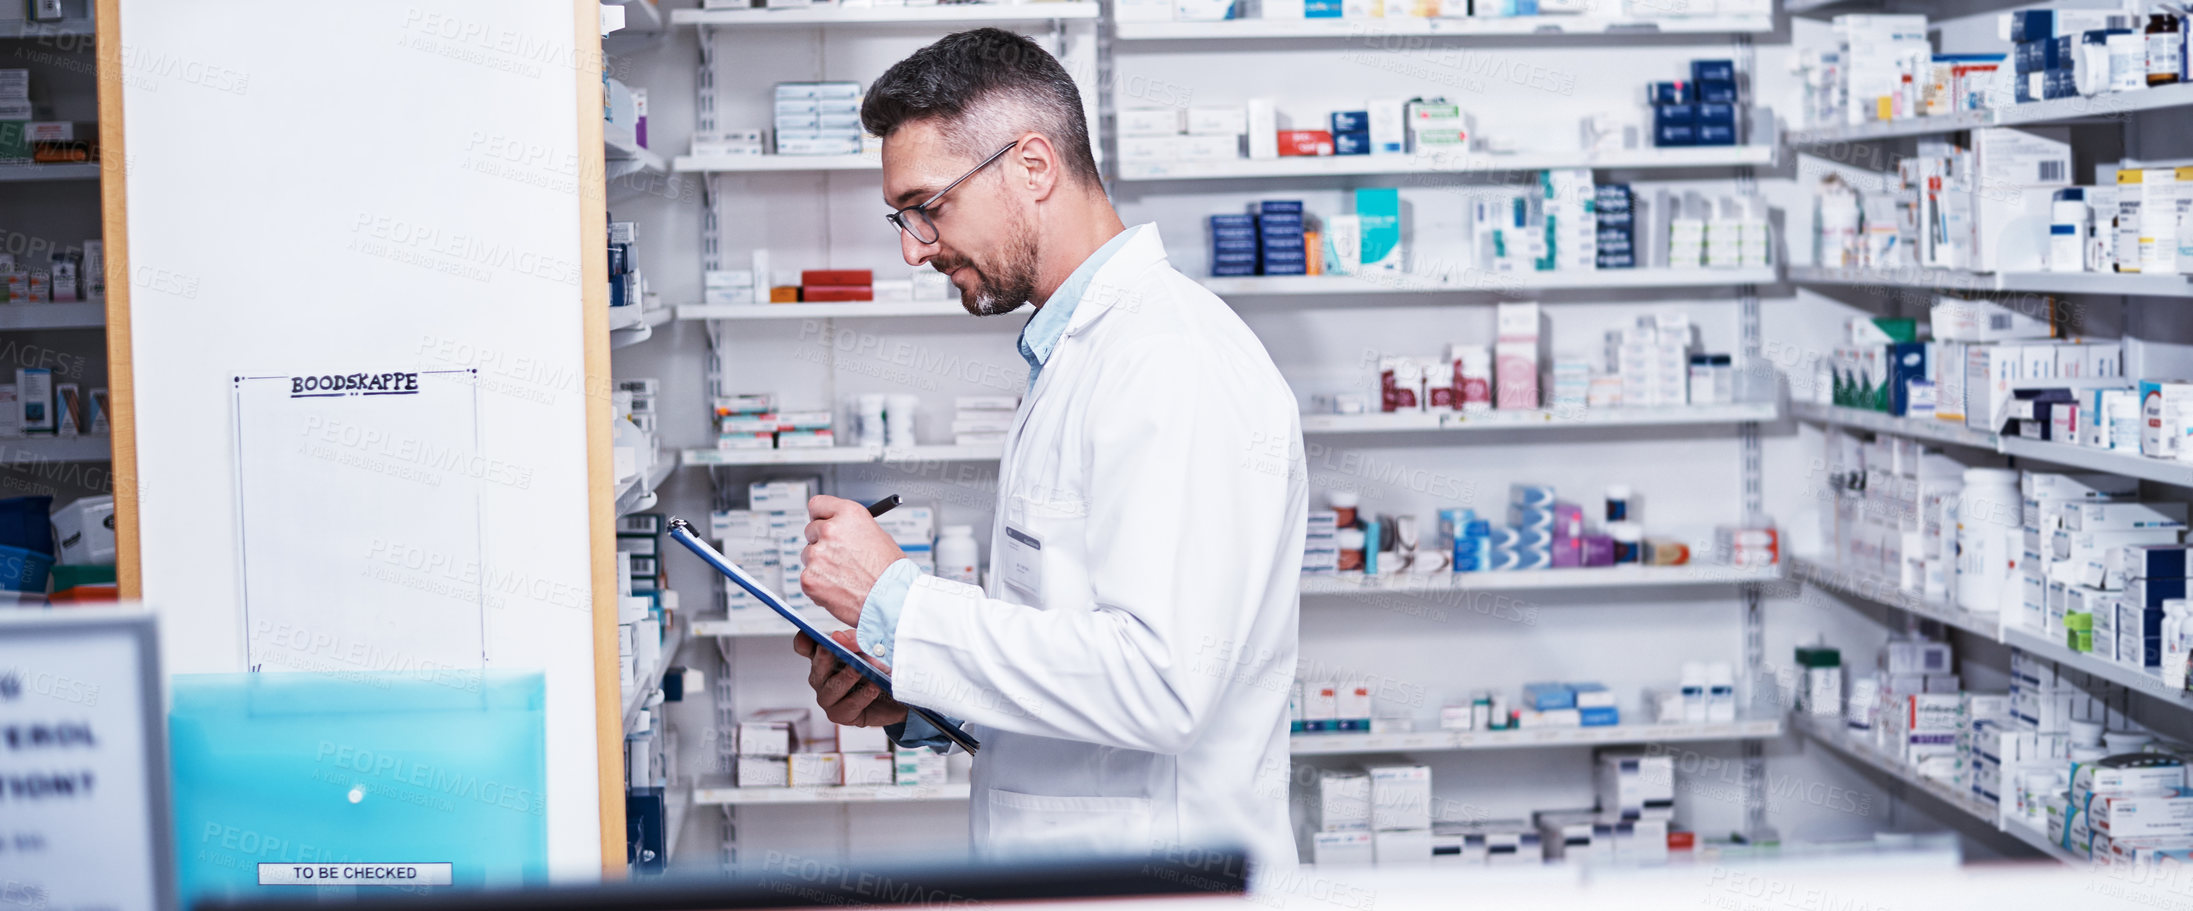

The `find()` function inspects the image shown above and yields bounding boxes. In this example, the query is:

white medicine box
[1313,770,1371,832]
[1310,830,1374,866]
[839,723,890,753]
[1367,763,1432,831]
[788,752,843,787]
[50,494,114,565]
[841,752,896,787]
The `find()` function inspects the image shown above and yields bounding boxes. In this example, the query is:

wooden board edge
[577,0,626,879]
[95,0,138,601]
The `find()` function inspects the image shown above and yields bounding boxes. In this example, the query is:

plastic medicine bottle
[937,525,979,586]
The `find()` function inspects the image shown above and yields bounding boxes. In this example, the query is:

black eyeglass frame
[883,139,1021,245]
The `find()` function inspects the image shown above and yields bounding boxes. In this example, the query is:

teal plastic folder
[168,671,547,906]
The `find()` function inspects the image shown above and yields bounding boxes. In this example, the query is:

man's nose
[900,229,937,267]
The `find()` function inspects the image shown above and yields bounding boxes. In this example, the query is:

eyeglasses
[884,140,1019,245]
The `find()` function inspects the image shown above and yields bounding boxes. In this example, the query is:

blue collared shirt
[862,226,1135,751]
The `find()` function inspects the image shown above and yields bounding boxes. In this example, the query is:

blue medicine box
[1655,123,1697,147]
[1654,103,1698,125]
[1647,81,1690,104]
[1695,123,1736,145]
[1579,706,1620,727]
[1690,59,1735,83]
[1695,80,1739,104]
[1333,131,1372,155]
[1329,111,1370,134]
[1523,682,1575,711]
[1259,199,1304,214]
[1695,102,1736,126]
[1305,0,1341,16]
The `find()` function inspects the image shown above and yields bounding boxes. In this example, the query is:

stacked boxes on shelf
[609,220,644,311]
[1305,754,1693,866]
[1210,213,1258,277]
[715,393,835,451]
[951,395,1017,447]
[617,513,670,706]
[774,81,862,156]
[1118,106,1243,164]
[1258,200,1309,276]
[1595,184,1635,269]
[1650,59,1741,147]
[711,479,818,610]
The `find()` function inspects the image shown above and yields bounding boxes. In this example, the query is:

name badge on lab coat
[1001,525,1042,598]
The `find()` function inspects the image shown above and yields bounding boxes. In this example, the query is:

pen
[867,494,901,518]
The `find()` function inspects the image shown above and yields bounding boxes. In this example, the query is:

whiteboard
[119,0,604,874]
[232,369,486,677]
[0,608,173,911]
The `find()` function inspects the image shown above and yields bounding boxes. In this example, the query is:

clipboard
[665,518,980,754]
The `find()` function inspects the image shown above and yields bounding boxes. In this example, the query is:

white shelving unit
[611,306,672,349]
[678,300,973,320]
[1118,145,1777,181]
[623,617,689,735]
[1787,83,2193,146]
[617,453,678,517]
[1793,401,2193,490]
[1114,13,1772,40]
[1301,402,1776,434]
[693,608,844,639]
[683,443,1003,468]
[671,2,1098,27]
[1289,718,1782,755]
[1791,715,2079,864]
[606,134,669,180]
[0,303,105,331]
[1299,563,1781,596]
[1791,558,2193,716]
[1198,267,1779,296]
[1788,265,2193,299]
[672,153,880,174]
[692,783,973,805]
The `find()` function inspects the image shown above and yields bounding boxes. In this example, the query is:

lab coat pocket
[985,788,1153,858]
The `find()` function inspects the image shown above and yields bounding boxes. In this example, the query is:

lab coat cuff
[857,558,921,662]
[885,711,956,753]
[886,573,989,716]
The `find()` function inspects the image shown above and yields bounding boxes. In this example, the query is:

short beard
[959,211,1041,317]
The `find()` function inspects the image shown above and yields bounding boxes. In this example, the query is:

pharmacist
[793,28,1307,867]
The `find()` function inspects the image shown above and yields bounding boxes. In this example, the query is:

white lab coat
[887,223,1307,867]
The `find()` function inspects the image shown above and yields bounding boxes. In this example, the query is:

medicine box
[736,720,795,756]
[2092,789,2193,840]
[1367,764,1431,831]
[2060,501,2189,533]
[1595,751,1675,820]
[841,752,895,787]
[1310,830,1374,866]
[839,724,889,753]
[1314,770,1371,832]
[749,479,812,512]
[787,752,843,787]
[735,755,788,788]
[1372,829,1432,866]
[50,494,114,565]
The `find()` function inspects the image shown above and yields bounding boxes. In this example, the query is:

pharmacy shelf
[1789,402,2001,450]
[677,300,974,320]
[683,443,1003,468]
[1116,145,1776,182]
[692,782,972,805]
[622,618,688,736]
[1792,714,2079,864]
[1788,555,2001,640]
[693,608,845,639]
[0,18,92,37]
[1790,402,2193,488]
[610,306,672,349]
[1790,555,2193,717]
[1288,718,1782,756]
[0,436,111,463]
[1298,563,1781,596]
[1112,13,1771,40]
[608,0,665,33]
[1199,267,1779,296]
[1787,83,2193,146]
[1788,265,2193,298]
[0,302,104,331]
[617,453,677,517]
[0,162,99,182]
[672,154,879,173]
[605,134,668,179]
[672,2,1097,26]
[2001,627,2193,716]
[1301,402,1776,435]
[662,783,691,861]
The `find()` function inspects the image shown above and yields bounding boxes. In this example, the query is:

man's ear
[1014,132,1060,202]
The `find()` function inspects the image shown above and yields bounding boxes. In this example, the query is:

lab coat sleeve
[886,334,1296,754]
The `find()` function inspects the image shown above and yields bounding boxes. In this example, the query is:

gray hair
[861,28,1101,188]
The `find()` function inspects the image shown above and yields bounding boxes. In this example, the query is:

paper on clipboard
[665,518,979,754]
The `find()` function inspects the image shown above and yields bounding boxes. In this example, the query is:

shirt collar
[1018,225,1138,382]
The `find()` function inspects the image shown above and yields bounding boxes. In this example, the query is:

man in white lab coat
[789,28,1307,868]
